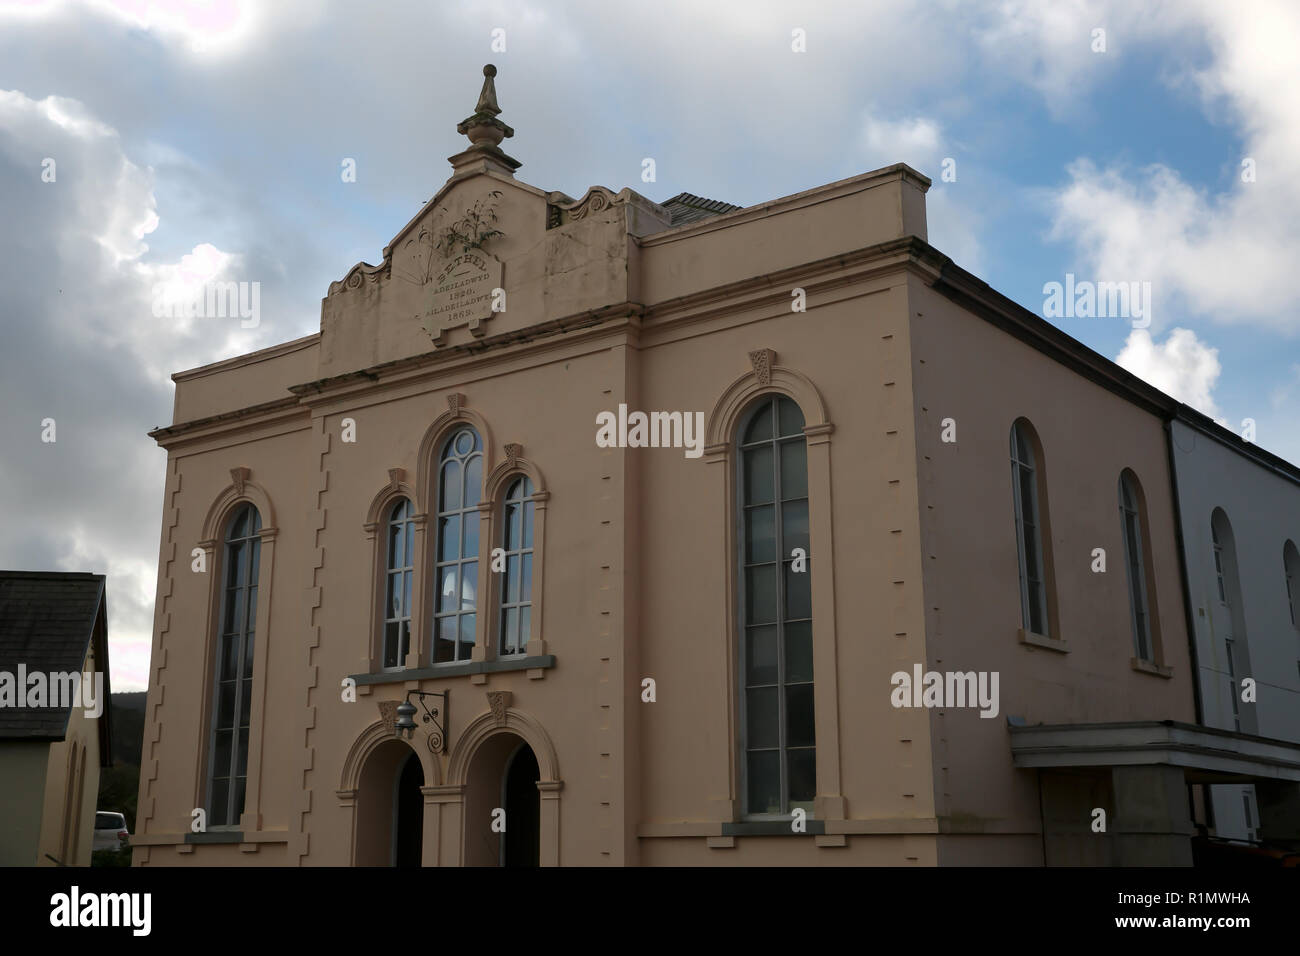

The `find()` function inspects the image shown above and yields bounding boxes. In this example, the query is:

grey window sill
[1018,628,1069,653]
[1131,657,1173,678]
[185,831,244,844]
[723,820,826,836]
[350,654,555,685]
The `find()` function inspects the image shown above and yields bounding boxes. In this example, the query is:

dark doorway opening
[394,751,424,867]
[502,743,540,867]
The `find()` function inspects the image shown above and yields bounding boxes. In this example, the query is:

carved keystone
[486,690,512,727]
[378,700,400,736]
[749,349,775,386]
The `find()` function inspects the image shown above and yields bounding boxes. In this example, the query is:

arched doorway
[502,743,540,867]
[354,739,424,866]
[463,732,539,866]
[394,752,424,866]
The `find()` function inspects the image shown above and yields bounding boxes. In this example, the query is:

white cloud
[860,114,943,175]
[0,89,272,689]
[1116,327,1222,418]
[1037,0,1300,331]
[971,0,1202,118]
[0,0,259,54]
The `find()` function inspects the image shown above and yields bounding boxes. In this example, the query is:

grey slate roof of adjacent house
[660,191,743,226]
[0,571,111,756]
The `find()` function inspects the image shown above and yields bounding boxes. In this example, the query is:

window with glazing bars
[1011,423,1048,636]
[383,497,414,668]
[207,503,260,828]
[498,476,534,655]
[1119,472,1152,660]
[433,427,482,663]
[738,395,815,817]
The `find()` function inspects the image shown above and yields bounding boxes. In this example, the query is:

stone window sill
[1018,628,1069,653]
[351,654,555,685]
[723,820,826,836]
[1131,657,1173,678]
[185,831,244,845]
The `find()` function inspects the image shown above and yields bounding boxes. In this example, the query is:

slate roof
[660,191,743,226]
[0,571,110,747]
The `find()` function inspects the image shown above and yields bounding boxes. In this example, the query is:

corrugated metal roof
[0,571,106,740]
[660,192,743,226]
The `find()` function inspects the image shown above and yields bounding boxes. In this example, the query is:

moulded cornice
[286,303,645,403]
[147,396,304,447]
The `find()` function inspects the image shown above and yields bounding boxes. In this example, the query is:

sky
[1,0,1297,692]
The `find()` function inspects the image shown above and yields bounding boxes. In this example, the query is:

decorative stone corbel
[377,700,400,736]
[748,349,775,386]
[486,690,512,727]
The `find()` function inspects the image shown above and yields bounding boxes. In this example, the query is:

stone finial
[452,64,521,174]
[475,64,501,116]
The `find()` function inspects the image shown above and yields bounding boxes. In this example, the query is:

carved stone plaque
[420,251,503,344]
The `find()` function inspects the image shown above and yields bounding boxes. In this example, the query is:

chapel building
[135,66,1300,866]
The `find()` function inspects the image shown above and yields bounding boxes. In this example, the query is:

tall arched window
[382,498,415,669]
[1284,540,1300,629]
[208,502,260,828]
[1011,421,1050,636]
[1119,471,1153,661]
[1211,509,1249,732]
[498,475,534,656]
[433,427,483,663]
[738,394,814,818]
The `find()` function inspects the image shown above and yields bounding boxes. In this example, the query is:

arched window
[1119,471,1153,661]
[433,427,483,663]
[208,502,260,828]
[1211,509,1249,732]
[1010,422,1050,636]
[738,394,814,817]
[498,476,534,656]
[382,498,415,669]
[1284,541,1300,629]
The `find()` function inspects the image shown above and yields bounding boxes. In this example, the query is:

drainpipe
[1164,417,1205,726]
